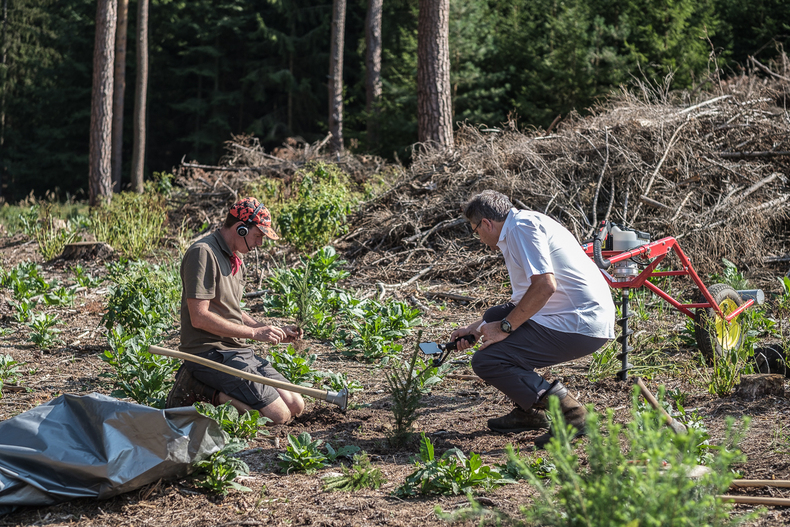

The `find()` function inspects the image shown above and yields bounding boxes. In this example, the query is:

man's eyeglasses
[471,220,482,237]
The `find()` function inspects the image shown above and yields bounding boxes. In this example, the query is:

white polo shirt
[497,208,615,339]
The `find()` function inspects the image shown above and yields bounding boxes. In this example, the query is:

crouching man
[165,197,304,424]
[450,190,615,447]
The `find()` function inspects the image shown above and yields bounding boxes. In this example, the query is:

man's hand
[450,321,483,352]
[478,321,509,350]
[281,325,304,343]
[251,325,287,344]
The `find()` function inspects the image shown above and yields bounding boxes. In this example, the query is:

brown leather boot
[165,366,218,408]
[487,406,550,433]
[532,381,587,449]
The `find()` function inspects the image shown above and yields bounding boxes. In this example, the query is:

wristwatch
[500,319,512,333]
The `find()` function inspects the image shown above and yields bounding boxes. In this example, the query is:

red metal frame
[581,236,754,321]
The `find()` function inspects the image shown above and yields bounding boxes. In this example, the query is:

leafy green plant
[100,326,180,408]
[263,246,349,321]
[0,354,20,396]
[42,286,75,306]
[709,258,750,291]
[194,401,271,439]
[278,432,329,474]
[70,264,104,288]
[488,393,754,527]
[102,259,180,338]
[395,433,511,497]
[89,191,168,259]
[193,438,251,495]
[1,261,51,300]
[322,453,387,492]
[325,443,361,462]
[27,312,63,350]
[275,163,359,250]
[267,344,319,387]
[497,446,555,481]
[341,300,421,362]
[8,299,37,324]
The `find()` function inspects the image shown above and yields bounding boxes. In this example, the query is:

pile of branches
[347,72,790,284]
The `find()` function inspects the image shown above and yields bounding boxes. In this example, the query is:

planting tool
[419,335,476,366]
[635,377,687,434]
[582,220,764,380]
[148,345,348,410]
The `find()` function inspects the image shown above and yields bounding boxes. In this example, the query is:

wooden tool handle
[148,345,330,401]
[636,377,687,434]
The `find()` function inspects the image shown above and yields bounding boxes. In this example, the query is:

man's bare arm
[187,298,286,343]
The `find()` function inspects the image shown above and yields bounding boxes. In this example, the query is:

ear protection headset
[236,203,264,237]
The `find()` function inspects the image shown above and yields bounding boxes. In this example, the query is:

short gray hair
[463,190,512,224]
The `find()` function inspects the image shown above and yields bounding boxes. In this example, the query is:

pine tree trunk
[417,0,453,149]
[111,0,128,193]
[1,0,7,197]
[89,0,117,207]
[131,0,148,193]
[365,0,382,150]
[328,0,346,153]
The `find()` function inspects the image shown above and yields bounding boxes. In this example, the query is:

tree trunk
[89,0,117,207]
[1,0,7,197]
[131,0,148,193]
[111,0,128,193]
[328,0,345,153]
[417,0,453,149]
[365,0,382,150]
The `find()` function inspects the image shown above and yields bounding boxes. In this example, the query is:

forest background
[1,0,789,202]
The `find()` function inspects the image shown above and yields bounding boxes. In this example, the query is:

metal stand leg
[617,288,634,380]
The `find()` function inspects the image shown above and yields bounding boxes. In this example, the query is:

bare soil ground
[1,232,789,527]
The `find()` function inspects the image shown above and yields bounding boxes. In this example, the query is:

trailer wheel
[694,283,745,362]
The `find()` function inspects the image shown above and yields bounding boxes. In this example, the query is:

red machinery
[582,220,763,380]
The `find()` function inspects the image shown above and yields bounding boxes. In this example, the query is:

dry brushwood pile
[347,76,790,286]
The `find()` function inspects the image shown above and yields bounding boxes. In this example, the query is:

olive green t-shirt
[179,230,246,354]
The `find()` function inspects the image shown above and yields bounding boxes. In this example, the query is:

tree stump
[733,374,785,400]
[60,241,115,261]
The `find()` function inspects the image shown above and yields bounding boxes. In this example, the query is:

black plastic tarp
[0,393,225,515]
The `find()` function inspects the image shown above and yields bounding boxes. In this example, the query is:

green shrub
[102,259,180,338]
[489,392,755,527]
[100,326,180,408]
[710,258,750,291]
[395,433,512,497]
[275,163,359,250]
[27,204,80,260]
[194,401,271,439]
[89,191,168,259]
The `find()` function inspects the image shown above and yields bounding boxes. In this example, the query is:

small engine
[609,225,650,281]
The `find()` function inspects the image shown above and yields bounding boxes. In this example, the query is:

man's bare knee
[259,398,293,425]
[277,389,305,418]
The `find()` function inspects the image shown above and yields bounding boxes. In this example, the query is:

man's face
[237,224,265,252]
[473,218,498,251]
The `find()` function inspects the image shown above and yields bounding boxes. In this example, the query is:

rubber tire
[694,283,745,363]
